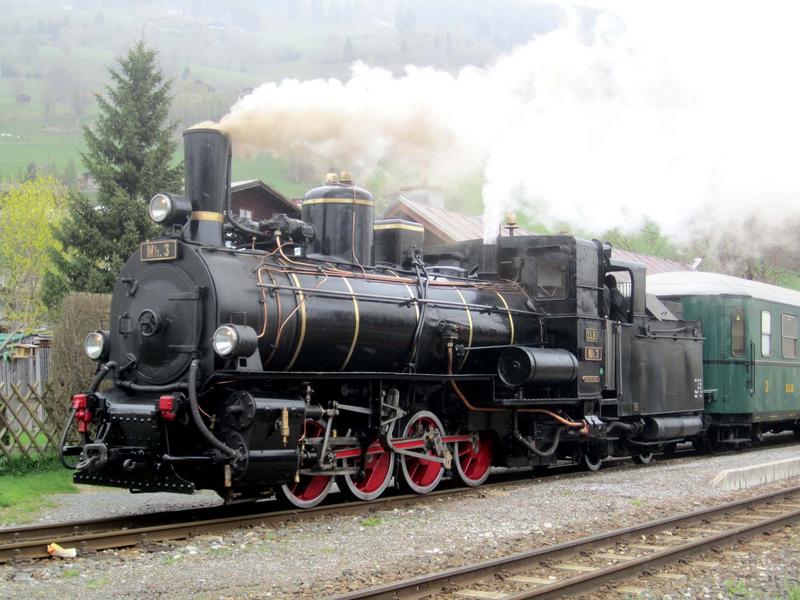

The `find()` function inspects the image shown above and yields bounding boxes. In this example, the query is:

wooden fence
[0,384,60,461]
[0,345,51,395]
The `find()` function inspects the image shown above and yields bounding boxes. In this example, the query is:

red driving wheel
[454,431,493,487]
[338,441,395,501]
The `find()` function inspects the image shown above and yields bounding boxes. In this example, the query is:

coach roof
[648,271,800,307]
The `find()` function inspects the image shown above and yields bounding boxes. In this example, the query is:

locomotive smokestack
[183,128,231,247]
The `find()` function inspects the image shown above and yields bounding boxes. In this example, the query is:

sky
[203,0,800,244]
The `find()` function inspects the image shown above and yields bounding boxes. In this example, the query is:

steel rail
[0,449,672,548]
[0,486,481,563]
[0,501,280,547]
[2,433,796,565]
[329,483,800,600]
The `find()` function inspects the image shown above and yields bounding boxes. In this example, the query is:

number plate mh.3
[141,240,178,262]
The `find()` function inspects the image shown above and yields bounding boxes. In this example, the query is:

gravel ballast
[2,442,799,599]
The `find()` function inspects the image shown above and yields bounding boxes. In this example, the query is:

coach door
[724,299,754,410]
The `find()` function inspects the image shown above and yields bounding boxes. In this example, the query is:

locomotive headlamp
[84,330,110,361]
[149,193,192,225]
[212,325,258,358]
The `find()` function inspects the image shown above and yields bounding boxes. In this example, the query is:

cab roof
[647,271,800,307]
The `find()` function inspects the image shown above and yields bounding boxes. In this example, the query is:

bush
[46,292,111,427]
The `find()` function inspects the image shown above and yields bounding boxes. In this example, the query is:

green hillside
[0,0,548,196]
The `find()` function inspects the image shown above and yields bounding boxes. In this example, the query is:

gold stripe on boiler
[285,273,307,370]
[340,278,360,370]
[191,210,225,222]
[454,289,473,370]
[302,198,375,207]
[495,291,515,345]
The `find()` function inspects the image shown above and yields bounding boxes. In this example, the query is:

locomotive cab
[492,235,606,404]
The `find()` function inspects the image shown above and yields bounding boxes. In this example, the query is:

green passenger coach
[648,271,800,448]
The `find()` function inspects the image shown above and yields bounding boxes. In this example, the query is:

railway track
[0,485,479,563]
[329,484,800,600]
[1,433,795,565]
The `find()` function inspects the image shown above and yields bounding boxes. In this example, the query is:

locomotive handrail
[209,370,494,380]
[256,282,539,317]
[115,380,189,393]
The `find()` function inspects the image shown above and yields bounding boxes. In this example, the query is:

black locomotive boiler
[62,128,705,507]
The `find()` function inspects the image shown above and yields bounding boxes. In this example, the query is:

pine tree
[83,40,182,201]
[43,41,182,309]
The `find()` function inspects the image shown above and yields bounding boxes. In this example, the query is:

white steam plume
[201,1,800,244]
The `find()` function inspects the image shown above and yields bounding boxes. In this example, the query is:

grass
[724,579,748,597]
[0,463,78,524]
[360,516,383,527]
[0,129,85,179]
[12,431,50,448]
[0,451,63,475]
[87,576,111,590]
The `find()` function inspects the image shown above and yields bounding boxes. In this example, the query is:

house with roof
[230,180,300,225]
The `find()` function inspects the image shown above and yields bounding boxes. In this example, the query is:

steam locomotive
[61,128,706,507]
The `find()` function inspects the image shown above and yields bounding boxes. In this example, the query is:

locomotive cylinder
[184,128,231,247]
[497,346,579,387]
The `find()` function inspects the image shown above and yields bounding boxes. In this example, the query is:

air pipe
[187,360,238,459]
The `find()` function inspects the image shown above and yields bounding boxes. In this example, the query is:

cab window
[532,249,568,300]
[782,314,797,359]
[730,308,745,357]
[761,310,772,357]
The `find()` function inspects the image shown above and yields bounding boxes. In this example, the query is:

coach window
[782,314,797,359]
[761,310,772,357]
[730,308,745,357]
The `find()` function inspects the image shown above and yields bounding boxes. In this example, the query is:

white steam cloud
[202,1,800,244]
